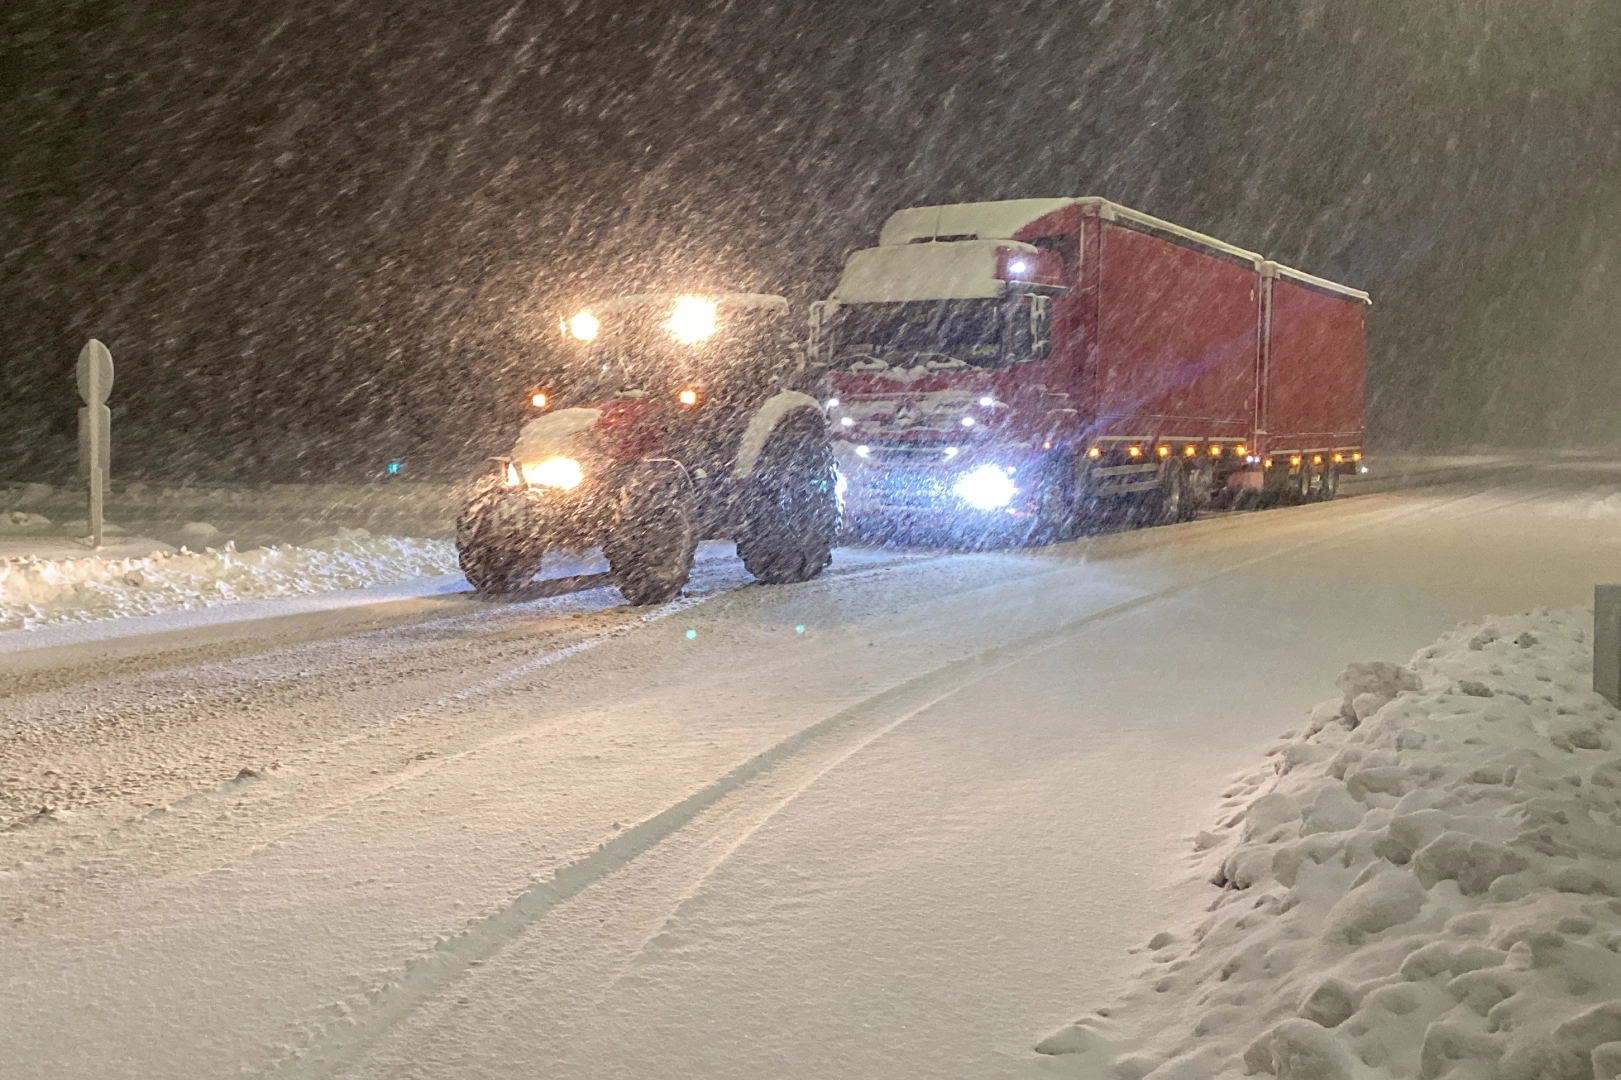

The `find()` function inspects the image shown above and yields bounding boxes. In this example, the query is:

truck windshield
[828,299,1006,370]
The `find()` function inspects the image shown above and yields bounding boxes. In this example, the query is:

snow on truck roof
[834,239,1037,304]
[854,197,1370,304]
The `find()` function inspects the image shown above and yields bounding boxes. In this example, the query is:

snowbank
[1041,605,1621,1080]
[0,529,460,631]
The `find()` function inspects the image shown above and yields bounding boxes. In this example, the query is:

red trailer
[811,197,1369,539]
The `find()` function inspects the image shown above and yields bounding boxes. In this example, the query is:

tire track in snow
[267,486,1496,1080]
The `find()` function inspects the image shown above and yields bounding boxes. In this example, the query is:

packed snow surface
[0,529,460,630]
[1041,605,1621,1080]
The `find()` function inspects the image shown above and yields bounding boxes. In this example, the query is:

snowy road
[4,462,1621,1080]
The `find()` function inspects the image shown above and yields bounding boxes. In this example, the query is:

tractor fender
[731,391,823,479]
[511,407,602,462]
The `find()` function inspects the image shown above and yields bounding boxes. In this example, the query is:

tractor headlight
[521,456,585,490]
[952,464,1017,511]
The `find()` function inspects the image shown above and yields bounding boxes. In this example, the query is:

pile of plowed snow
[1040,605,1621,1080]
[0,529,460,631]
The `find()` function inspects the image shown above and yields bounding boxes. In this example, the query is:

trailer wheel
[1318,466,1340,501]
[1291,464,1314,504]
[605,465,698,605]
[1185,461,1216,516]
[735,410,838,584]
[456,477,545,594]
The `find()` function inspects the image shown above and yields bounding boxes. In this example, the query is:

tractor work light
[567,311,600,341]
[677,387,701,407]
[855,445,871,458]
[666,296,718,344]
[522,456,585,490]
[952,464,1018,511]
[529,391,549,410]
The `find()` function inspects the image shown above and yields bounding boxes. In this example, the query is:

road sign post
[1597,585,1621,708]
[75,339,114,549]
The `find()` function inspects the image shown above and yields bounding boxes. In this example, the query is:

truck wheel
[1126,461,1184,527]
[1027,450,1078,544]
[456,477,545,594]
[1157,462,1188,523]
[605,466,698,606]
[736,411,838,584]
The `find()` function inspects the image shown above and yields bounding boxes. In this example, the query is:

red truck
[810,197,1370,541]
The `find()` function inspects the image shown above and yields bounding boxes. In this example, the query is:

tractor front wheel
[456,477,546,594]
[736,411,839,584]
[604,465,699,606]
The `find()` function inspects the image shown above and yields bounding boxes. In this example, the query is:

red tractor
[456,293,839,604]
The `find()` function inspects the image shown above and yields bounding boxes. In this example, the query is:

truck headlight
[952,464,1017,510]
[522,456,585,490]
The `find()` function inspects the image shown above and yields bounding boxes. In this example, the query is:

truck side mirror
[1029,295,1051,359]
[808,301,827,364]
[1006,295,1050,362]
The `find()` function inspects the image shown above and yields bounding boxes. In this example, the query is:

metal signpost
[1597,584,1621,708]
[76,339,114,549]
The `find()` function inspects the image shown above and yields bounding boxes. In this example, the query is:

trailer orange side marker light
[1209,446,1222,457]
[1352,452,1362,462]
[1333,453,1344,464]
[678,388,701,406]
[1087,447,1102,459]
[530,391,549,409]
[1263,458,1274,469]
[1184,445,1197,457]
[1312,454,1323,466]
[1157,445,1171,458]
[1290,455,1303,467]
[1128,446,1142,458]
[1043,439,1053,450]
[1234,445,1247,456]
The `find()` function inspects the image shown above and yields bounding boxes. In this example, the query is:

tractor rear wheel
[736,411,838,584]
[605,465,698,606]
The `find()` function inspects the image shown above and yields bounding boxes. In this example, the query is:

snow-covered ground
[1039,605,1621,1079]
[0,530,461,631]
[4,466,1621,1080]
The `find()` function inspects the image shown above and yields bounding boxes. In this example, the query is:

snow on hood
[511,407,602,462]
[1038,605,1621,1079]
[0,529,460,631]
